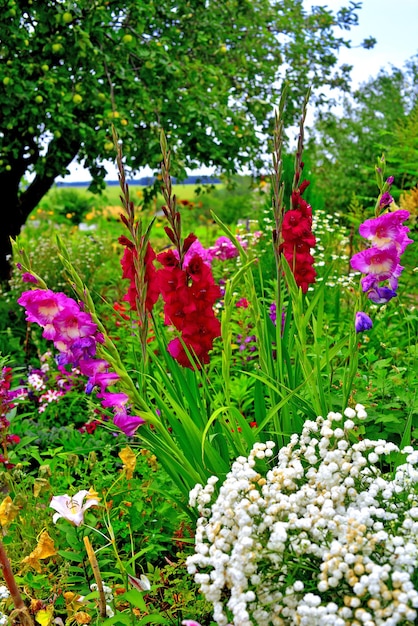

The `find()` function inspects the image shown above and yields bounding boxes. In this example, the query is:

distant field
[51,182,223,207]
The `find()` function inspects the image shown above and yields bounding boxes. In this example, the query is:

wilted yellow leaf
[74,611,92,624]
[22,530,57,572]
[118,446,136,479]
[35,605,54,626]
[34,478,50,498]
[0,495,19,527]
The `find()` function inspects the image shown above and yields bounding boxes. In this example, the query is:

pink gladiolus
[359,210,413,253]
[18,289,75,326]
[350,246,399,280]
[98,392,129,409]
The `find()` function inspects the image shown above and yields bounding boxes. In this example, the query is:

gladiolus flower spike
[349,174,413,330]
[17,290,144,437]
[280,180,316,293]
[350,209,412,306]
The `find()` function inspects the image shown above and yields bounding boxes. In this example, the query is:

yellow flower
[35,605,54,626]
[119,446,136,479]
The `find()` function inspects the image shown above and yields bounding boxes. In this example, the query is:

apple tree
[0,0,364,279]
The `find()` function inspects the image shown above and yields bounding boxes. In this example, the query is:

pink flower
[359,210,413,253]
[98,392,129,409]
[52,310,98,344]
[18,290,75,326]
[22,272,39,284]
[350,246,399,280]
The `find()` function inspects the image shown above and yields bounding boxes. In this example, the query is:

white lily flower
[50,490,99,526]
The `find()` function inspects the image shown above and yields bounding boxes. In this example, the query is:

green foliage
[0,0,367,280]
[310,57,418,214]
[42,188,95,225]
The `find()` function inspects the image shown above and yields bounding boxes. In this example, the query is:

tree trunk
[0,170,57,282]
[0,138,80,283]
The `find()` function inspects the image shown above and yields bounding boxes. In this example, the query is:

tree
[0,0,364,280]
[309,56,418,214]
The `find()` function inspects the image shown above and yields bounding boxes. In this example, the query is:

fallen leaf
[22,531,57,572]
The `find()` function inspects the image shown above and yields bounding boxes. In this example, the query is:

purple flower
[113,412,145,436]
[367,285,397,304]
[379,192,394,208]
[355,312,373,333]
[269,302,286,333]
[22,272,39,284]
[98,391,129,409]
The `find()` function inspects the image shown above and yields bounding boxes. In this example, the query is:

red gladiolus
[281,181,316,293]
[156,251,221,369]
[120,241,160,313]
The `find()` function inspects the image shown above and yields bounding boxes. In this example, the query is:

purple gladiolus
[355,312,373,333]
[379,192,393,208]
[113,412,145,436]
[367,285,397,304]
[350,207,413,312]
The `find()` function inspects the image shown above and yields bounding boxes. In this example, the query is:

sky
[58,0,418,183]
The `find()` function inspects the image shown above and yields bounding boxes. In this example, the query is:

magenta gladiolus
[113,412,145,436]
[350,246,399,281]
[358,210,412,253]
[350,197,413,323]
[18,289,74,326]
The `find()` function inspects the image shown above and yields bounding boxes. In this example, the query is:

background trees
[0,0,364,279]
[309,56,418,214]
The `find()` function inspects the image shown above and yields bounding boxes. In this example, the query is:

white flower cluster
[0,587,9,601]
[187,406,418,626]
[0,586,9,626]
[90,583,114,618]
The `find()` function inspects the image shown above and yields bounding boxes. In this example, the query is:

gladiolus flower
[355,312,373,333]
[113,412,145,437]
[50,490,99,526]
[358,210,412,253]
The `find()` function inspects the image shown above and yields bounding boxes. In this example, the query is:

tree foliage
[309,56,418,215]
[1,0,363,279]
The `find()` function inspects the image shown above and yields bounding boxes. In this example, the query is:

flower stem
[0,539,34,626]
